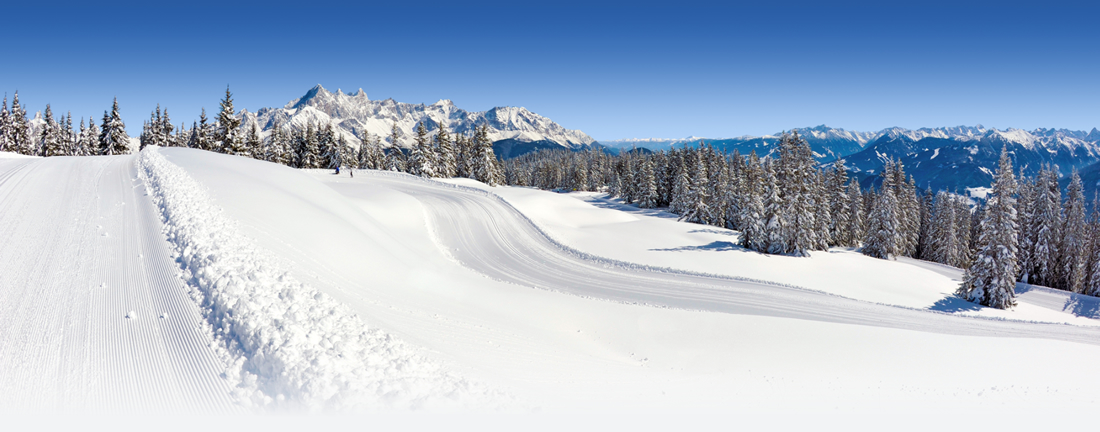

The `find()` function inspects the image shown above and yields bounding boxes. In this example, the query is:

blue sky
[2,1,1097,140]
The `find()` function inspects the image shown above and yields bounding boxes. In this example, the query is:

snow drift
[137,147,493,411]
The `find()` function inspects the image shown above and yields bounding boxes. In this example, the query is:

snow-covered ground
[2,147,1099,419]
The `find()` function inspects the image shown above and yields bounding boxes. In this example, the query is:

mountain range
[602,125,1100,198]
[243,85,594,159]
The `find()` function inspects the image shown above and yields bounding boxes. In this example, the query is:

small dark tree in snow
[98,98,129,155]
[957,147,1019,309]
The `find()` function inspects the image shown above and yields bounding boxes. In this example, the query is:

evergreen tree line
[0,92,129,156]
[502,133,1100,307]
[1,87,508,186]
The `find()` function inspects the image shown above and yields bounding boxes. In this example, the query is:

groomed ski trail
[0,154,236,413]
[359,171,1100,347]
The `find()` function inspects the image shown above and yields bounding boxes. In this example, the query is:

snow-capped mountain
[842,126,1100,192]
[248,85,594,157]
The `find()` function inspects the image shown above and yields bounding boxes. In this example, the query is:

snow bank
[137,147,494,411]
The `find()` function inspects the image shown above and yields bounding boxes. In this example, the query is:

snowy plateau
[1,146,1099,427]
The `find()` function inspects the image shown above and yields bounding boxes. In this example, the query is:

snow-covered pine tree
[1085,200,1100,297]
[846,179,865,247]
[243,123,261,159]
[1016,176,1038,283]
[739,152,767,252]
[0,95,9,153]
[862,160,899,259]
[916,188,934,260]
[9,93,32,155]
[61,112,75,155]
[262,124,279,163]
[812,170,832,250]
[409,122,437,177]
[385,123,405,172]
[827,160,851,246]
[435,123,456,177]
[762,160,786,255]
[1031,166,1063,287]
[472,124,503,186]
[160,107,174,147]
[957,147,1019,309]
[636,156,659,208]
[216,87,241,154]
[929,191,959,266]
[98,98,129,155]
[953,194,974,268]
[40,104,64,157]
[669,155,692,215]
[775,132,818,256]
[1058,171,1087,292]
[679,150,710,224]
[84,118,100,156]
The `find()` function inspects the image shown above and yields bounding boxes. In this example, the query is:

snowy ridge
[137,147,494,411]
[249,85,594,149]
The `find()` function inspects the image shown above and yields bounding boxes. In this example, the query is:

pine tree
[679,150,710,224]
[216,86,241,154]
[863,161,899,259]
[1031,167,1062,287]
[763,161,786,255]
[40,104,64,157]
[84,118,100,156]
[1059,171,1088,292]
[827,160,851,246]
[98,98,129,155]
[1085,200,1100,297]
[929,191,959,266]
[435,123,456,177]
[0,95,10,153]
[472,124,503,185]
[385,123,406,172]
[636,156,659,208]
[957,147,1019,309]
[409,122,437,177]
[1016,176,1038,283]
[243,123,261,159]
[739,152,767,251]
[9,92,31,155]
[775,132,818,256]
[846,179,865,247]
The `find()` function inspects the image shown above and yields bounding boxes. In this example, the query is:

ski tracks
[0,155,235,413]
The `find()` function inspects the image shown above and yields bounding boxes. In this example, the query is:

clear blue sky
[2,1,1097,140]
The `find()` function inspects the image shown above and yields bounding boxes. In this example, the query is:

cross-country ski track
[3,147,1100,414]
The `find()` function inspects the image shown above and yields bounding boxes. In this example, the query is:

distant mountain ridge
[245,85,595,155]
[601,124,1100,194]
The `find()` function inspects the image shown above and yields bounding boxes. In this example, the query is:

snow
[930,148,939,159]
[3,148,1100,417]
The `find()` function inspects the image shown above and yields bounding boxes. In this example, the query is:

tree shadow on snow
[930,296,983,313]
[1016,283,1100,320]
[578,195,680,219]
[688,228,737,237]
[650,241,743,252]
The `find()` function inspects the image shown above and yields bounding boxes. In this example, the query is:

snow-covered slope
[4,148,1100,416]
[249,85,594,150]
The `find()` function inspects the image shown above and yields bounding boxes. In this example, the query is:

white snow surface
[3,148,1100,418]
[138,148,493,411]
